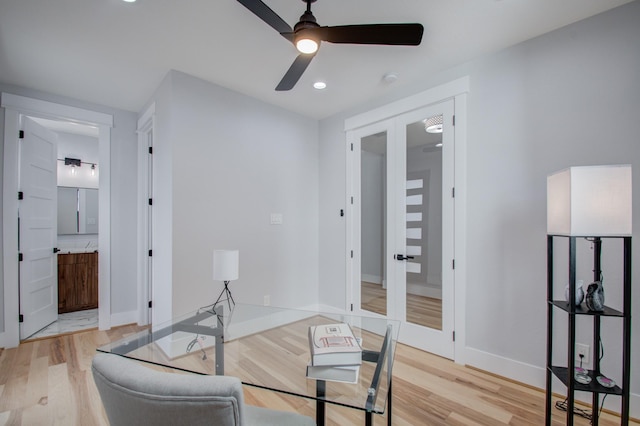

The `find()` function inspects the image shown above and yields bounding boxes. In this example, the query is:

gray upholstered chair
[92,353,315,426]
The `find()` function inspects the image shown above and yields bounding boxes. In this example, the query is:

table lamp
[547,164,632,312]
[213,249,239,310]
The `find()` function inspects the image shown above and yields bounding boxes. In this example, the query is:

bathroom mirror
[58,187,99,235]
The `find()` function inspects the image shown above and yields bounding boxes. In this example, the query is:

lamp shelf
[549,366,623,396]
[549,301,623,317]
[545,235,631,425]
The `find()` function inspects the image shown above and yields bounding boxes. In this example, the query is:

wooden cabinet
[58,252,98,314]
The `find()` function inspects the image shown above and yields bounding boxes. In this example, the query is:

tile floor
[25,308,99,340]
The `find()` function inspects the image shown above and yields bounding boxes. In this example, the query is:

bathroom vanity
[57,251,98,313]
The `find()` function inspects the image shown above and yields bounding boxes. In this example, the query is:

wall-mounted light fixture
[59,158,98,178]
[64,157,82,167]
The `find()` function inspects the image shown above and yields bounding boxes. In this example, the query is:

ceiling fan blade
[275,53,316,91]
[319,23,424,46]
[237,0,293,40]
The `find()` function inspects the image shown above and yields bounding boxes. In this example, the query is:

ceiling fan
[237,0,424,91]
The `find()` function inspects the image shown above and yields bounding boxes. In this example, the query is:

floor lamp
[213,249,239,310]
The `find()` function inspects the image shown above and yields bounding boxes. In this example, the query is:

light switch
[270,213,283,225]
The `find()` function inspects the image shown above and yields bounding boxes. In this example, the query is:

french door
[349,100,455,359]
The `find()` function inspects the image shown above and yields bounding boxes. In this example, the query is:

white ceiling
[0,0,632,119]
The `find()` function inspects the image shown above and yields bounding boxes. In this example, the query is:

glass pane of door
[360,131,387,316]
[404,116,443,329]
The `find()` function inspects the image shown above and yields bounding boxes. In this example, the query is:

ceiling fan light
[296,38,318,54]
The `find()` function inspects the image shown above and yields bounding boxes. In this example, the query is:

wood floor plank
[48,362,76,425]
[0,324,637,425]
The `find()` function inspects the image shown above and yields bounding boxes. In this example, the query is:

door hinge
[452,259,455,269]
[18,253,23,262]
[350,250,354,258]
[148,300,153,308]
[351,196,354,204]
[350,143,354,151]
[19,130,24,139]
[148,146,153,154]
[18,191,24,200]
[350,304,354,312]
[452,187,455,198]
[148,198,153,206]
[148,249,153,257]
[340,209,344,217]
[19,314,24,323]
[452,115,456,126]
[453,331,456,342]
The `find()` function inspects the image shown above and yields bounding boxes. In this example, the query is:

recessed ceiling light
[122,0,136,3]
[313,81,327,90]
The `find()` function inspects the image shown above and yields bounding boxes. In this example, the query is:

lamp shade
[213,250,239,281]
[547,165,632,236]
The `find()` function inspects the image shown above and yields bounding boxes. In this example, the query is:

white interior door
[350,100,455,359]
[393,101,455,359]
[19,117,59,339]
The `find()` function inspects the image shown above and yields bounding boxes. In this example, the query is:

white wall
[0,83,139,336]
[147,71,319,318]
[319,0,640,413]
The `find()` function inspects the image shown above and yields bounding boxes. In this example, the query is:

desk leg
[215,332,224,375]
[316,380,326,426]
[388,380,392,426]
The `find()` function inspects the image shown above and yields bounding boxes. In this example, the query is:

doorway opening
[1,92,113,348]
[25,117,101,340]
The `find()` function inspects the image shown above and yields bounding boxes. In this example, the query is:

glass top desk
[98,303,399,426]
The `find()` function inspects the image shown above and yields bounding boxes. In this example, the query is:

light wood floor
[0,325,635,425]
[362,281,443,330]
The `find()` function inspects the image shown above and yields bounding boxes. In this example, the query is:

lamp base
[213,281,235,310]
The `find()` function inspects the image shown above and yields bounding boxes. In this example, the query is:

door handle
[395,254,415,261]
[53,247,60,253]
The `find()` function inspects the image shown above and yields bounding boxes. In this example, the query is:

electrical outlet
[576,343,590,365]
[263,295,270,306]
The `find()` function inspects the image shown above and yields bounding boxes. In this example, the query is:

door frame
[1,93,113,348]
[345,77,469,364]
[137,103,154,326]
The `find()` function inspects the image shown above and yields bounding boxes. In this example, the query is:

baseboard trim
[110,310,138,327]
[464,346,640,420]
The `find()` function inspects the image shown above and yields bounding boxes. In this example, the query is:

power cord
[554,398,592,421]
[555,353,610,424]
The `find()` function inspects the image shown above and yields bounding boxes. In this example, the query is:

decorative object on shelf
[212,249,239,310]
[585,280,605,312]
[564,281,584,306]
[574,372,592,385]
[596,375,616,388]
[547,164,632,237]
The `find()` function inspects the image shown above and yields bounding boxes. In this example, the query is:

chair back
[92,353,246,426]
